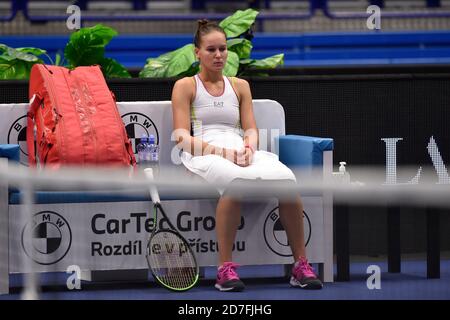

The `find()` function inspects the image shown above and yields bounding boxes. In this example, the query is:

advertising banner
[9,197,324,273]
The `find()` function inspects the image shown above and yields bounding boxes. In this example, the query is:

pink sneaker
[215,262,245,292]
[290,257,323,289]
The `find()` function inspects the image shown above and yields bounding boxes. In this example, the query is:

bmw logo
[263,207,311,257]
[7,115,32,165]
[21,211,72,265]
[121,112,159,156]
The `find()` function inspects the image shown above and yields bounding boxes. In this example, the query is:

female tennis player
[171,19,323,292]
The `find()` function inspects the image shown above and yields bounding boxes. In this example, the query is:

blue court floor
[1,259,449,300]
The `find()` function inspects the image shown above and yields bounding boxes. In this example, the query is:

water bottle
[137,134,148,167]
[147,134,160,175]
[339,161,351,184]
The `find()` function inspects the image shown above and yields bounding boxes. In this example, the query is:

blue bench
[0,99,334,294]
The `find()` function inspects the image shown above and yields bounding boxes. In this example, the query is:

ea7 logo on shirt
[263,207,311,257]
[21,211,72,265]
[213,101,224,107]
[121,112,159,155]
[7,115,31,165]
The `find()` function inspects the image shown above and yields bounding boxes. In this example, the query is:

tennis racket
[144,168,199,291]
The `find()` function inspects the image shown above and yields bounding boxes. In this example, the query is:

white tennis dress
[180,74,296,194]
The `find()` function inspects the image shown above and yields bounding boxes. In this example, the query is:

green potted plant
[0,24,130,80]
[0,44,47,80]
[64,24,131,78]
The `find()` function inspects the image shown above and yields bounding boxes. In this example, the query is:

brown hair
[194,19,226,48]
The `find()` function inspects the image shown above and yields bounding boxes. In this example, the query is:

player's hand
[223,148,238,164]
[236,146,253,167]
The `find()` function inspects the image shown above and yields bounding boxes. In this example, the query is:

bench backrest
[0,99,286,166]
[116,99,286,166]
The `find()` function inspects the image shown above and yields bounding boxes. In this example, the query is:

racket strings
[148,231,197,290]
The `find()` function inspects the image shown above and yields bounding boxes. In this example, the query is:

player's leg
[215,195,245,291]
[279,195,323,289]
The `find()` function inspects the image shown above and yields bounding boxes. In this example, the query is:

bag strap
[27,93,42,166]
[125,138,136,167]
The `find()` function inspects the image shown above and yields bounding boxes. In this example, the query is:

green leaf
[139,44,197,78]
[73,24,117,47]
[178,61,200,77]
[100,57,131,78]
[55,53,62,66]
[0,44,44,79]
[247,53,284,69]
[16,47,47,57]
[0,57,34,79]
[238,58,253,66]
[0,44,9,56]
[227,38,252,60]
[0,44,40,62]
[219,9,259,38]
[223,51,239,77]
[64,24,117,67]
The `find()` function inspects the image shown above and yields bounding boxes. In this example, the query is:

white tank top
[191,74,242,139]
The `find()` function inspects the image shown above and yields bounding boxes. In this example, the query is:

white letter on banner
[382,138,422,185]
[366,265,381,289]
[66,5,81,30]
[366,5,381,30]
[427,136,450,184]
[66,265,81,290]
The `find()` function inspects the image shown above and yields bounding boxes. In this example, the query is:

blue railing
[2,31,450,68]
[2,0,450,24]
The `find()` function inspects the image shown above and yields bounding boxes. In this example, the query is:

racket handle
[144,168,161,204]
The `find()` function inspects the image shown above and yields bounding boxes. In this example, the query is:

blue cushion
[0,144,20,163]
[276,135,334,168]
[1,144,20,195]
[9,191,151,205]
[9,188,220,205]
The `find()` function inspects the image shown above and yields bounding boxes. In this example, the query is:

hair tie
[198,19,209,27]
